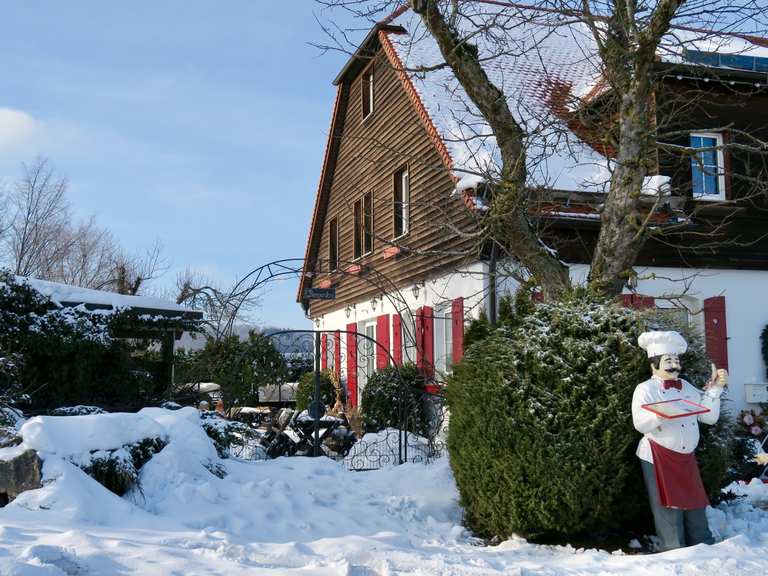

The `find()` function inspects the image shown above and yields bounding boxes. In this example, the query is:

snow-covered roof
[17,275,201,318]
[382,7,768,193]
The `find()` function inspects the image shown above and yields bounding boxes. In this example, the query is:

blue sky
[0,1,360,328]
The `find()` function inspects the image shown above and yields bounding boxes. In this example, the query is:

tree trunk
[412,0,571,298]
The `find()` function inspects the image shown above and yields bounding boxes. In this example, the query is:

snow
[641,175,672,197]
[17,275,194,314]
[19,412,167,458]
[2,409,768,574]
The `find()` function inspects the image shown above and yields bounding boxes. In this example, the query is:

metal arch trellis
[215,258,423,358]
[212,257,447,470]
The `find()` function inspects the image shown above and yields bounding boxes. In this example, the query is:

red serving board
[641,398,711,419]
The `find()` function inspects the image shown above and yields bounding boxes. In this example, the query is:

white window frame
[401,312,417,364]
[433,305,453,374]
[362,66,374,121]
[358,320,377,401]
[327,334,336,372]
[690,131,726,202]
[394,167,410,239]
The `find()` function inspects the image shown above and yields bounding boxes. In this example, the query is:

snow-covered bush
[80,437,167,495]
[50,405,106,416]
[360,364,429,435]
[0,346,24,409]
[447,293,651,539]
[199,411,258,458]
[0,271,138,409]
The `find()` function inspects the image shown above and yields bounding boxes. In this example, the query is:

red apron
[649,440,710,510]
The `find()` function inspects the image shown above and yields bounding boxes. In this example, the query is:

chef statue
[632,330,727,551]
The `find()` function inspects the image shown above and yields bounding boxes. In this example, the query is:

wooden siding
[307,46,476,317]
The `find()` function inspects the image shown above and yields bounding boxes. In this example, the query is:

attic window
[354,192,373,259]
[362,66,374,120]
[690,132,726,201]
[328,217,339,272]
[393,166,409,238]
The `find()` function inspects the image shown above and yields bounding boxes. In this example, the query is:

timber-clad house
[298,6,768,412]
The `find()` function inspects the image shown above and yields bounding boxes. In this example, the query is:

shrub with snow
[447,293,653,539]
[0,271,134,409]
[360,364,429,435]
[199,410,258,458]
[79,437,167,495]
[50,405,106,416]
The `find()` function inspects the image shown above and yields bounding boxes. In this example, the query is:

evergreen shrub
[200,410,257,458]
[360,363,428,435]
[0,270,194,410]
[447,293,651,540]
[295,370,336,412]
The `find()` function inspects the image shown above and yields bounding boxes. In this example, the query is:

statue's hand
[709,363,728,388]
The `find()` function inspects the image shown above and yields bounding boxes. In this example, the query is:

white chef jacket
[631,376,722,463]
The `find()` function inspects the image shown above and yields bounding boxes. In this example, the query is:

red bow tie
[663,379,682,390]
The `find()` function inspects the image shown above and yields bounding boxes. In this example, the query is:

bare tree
[176,268,261,341]
[315,0,768,299]
[1,157,169,295]
[4,157,72,278]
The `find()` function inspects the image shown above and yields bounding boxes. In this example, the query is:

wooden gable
[299,31,476,317]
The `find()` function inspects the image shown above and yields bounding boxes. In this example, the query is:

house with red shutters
[298,6,768,412]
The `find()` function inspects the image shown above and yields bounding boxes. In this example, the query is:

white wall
[311,260,768,414]
[570,264,768,413]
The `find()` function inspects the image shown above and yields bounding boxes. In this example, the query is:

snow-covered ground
[2,408,768,575]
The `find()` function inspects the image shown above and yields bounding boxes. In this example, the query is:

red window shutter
[392,314,402,366]
[422,305,434,378]
[619,294,655,309]
[635,295,655,310]
[334,330,341,375]
[376,314,390,369]
[346,322,358,407]
[704,296,729,371]
[451,297,464,364]
[321,334,328,370]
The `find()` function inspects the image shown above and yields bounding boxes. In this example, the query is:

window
[401,312,417,363]
[362,67,374,120]
[433,305,453,373]
[358,321,376,401]
[353,192,373,259]
[690,132,725,200]
[393,167,410,238]
[328,218,338,271]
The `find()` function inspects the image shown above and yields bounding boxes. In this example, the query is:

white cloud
[0,107,43,152]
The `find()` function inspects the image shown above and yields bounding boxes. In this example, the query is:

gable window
[393,166,410,238]
[328,217,339,271]
[690,132,725,200]
[353,192,373,259]
[362,67,374,120]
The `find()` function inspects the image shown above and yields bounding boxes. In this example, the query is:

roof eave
[332,24,406,86]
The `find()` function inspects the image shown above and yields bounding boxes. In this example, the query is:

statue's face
[652,353,681,380]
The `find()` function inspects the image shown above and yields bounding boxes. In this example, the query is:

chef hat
[637,330,687,358]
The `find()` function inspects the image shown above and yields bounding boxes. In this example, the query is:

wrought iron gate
[223,328,447,471]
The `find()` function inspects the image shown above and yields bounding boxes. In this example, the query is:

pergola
[19,277,204,393]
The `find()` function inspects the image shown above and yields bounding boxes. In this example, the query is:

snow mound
[20,412,167,457]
